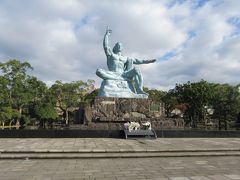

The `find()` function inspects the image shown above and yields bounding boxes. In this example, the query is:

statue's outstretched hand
[148,59,156,63]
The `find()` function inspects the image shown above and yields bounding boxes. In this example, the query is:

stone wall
[80,97,185,130]
[85,97,165,123]
[70,118,184,130]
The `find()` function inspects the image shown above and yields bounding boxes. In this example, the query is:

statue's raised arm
[103,27,112,57]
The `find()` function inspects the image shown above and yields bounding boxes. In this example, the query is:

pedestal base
[86,97,165,122]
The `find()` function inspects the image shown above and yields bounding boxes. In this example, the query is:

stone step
[1,148,240,153]
[1,150,240,159]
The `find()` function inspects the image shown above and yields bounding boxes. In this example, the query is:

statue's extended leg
[96,69,125,80]
[133,67,148,95]
[123,66,148,95]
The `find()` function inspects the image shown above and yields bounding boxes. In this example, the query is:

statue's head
[113,42,123,54]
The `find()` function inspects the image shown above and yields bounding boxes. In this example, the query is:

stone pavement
[0,138,240,158]
[0,138,240,179]
[0,156,240,180]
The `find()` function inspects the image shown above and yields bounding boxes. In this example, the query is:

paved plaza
[0,156,240,180]
[0,138,240,152]
[0,138,240,179]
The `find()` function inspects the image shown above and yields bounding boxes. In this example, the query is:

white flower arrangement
[142,121,152,130]
[124,121,140,132]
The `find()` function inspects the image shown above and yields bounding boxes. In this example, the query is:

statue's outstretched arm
[103,27,113,56]
[131,58,156,64]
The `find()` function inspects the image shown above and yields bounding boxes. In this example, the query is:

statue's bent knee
[134,67,141,75]
[96,69,104,78]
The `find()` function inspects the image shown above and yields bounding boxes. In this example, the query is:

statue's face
[113,42,123,53]
[118,43,123,51]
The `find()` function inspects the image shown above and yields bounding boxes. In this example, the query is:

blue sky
[0,0,240,90]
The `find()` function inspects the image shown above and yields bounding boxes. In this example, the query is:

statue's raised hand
[106,26,112,35]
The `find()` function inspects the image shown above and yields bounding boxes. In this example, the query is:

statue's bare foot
[137,89,149,96]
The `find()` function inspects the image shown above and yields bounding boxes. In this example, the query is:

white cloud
[142,0,240,90]
[0,0,240,91]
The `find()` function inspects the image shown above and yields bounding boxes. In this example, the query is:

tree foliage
[161,89,178,117]
[49,80,95,125]
[144,87,166,102]
[172,80,214,127]
[211,84,240,129]
[0,60,95,127]
[167,80,240,128]
[35,104,58,120]
[0,60,34,124]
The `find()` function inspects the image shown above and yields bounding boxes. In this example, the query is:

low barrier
[0,120,20,130]
[0,129,240,138]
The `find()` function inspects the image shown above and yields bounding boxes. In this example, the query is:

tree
[212,84,240,130]
[50,80,95,125]
[0,60,49,127]
[0,60,33,117]
[0,106,12,125]
[173,80,214,127]
[84,89,99,106]
[0,76,8,104]
[35,103,58,128]
[144,87,166,102]
[25,77,49,127]
[162,89,178,117]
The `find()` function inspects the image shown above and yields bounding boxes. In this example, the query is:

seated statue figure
[96,27,156,98]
